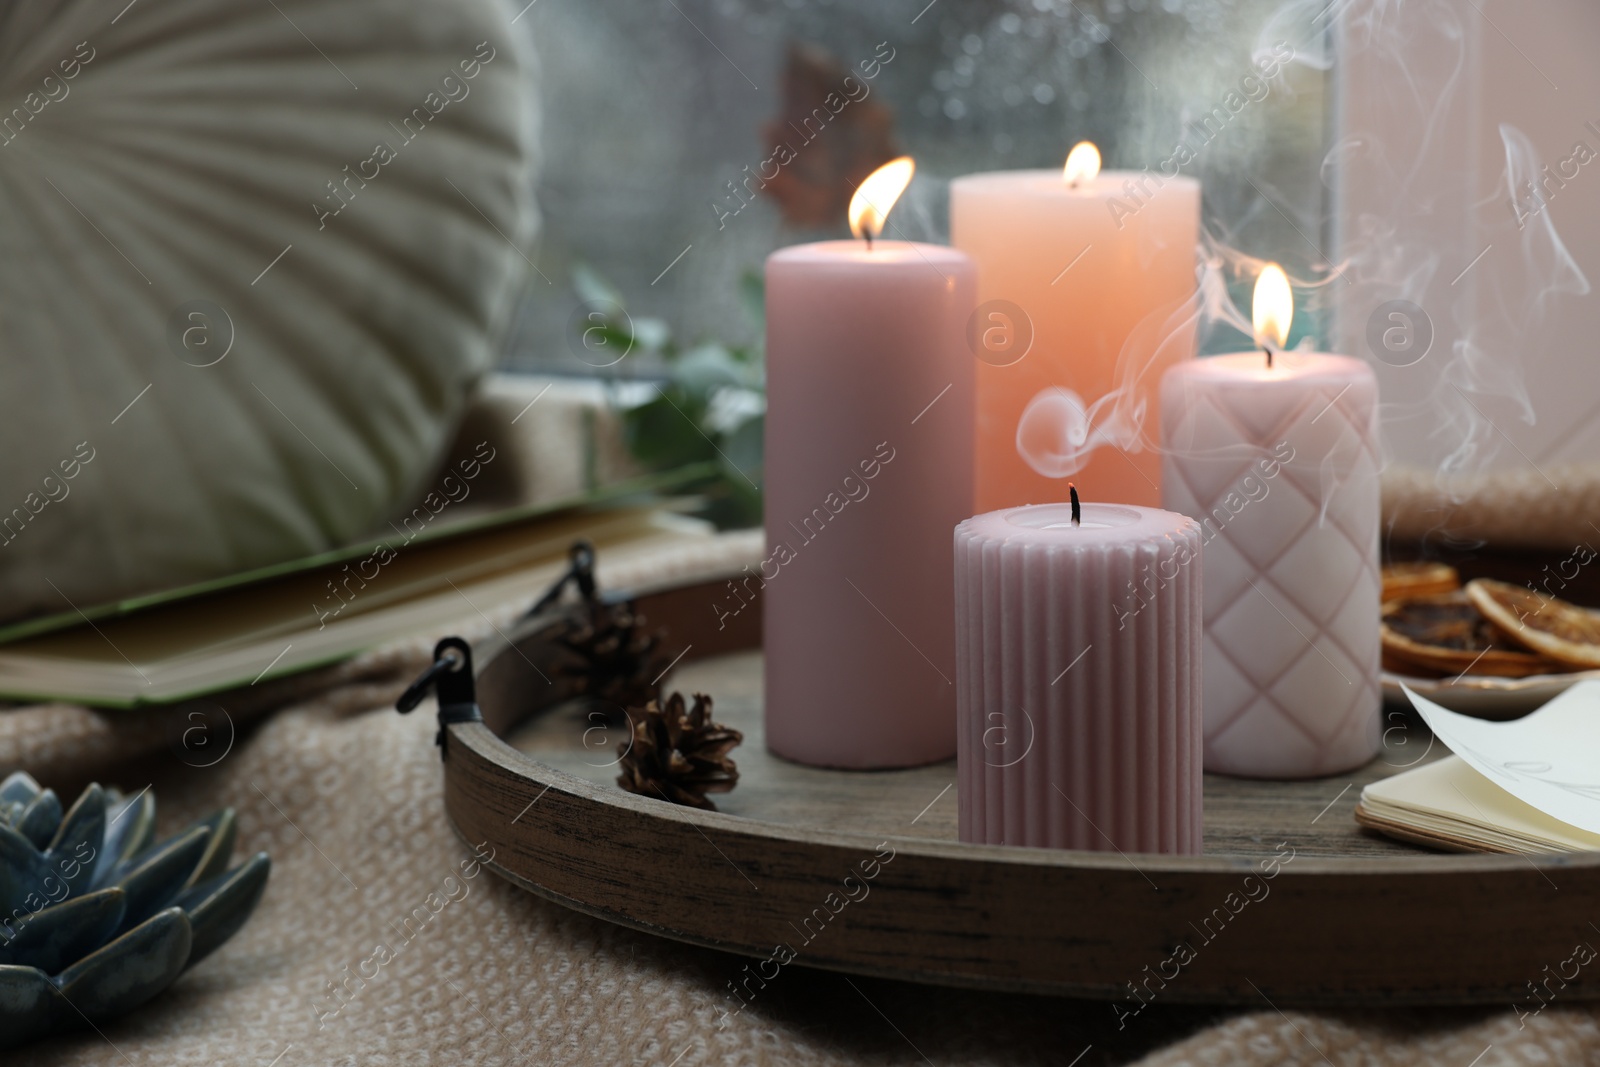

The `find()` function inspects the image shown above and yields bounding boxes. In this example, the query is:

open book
[1357,682,1600,854]
[0,507,706,708]
[1356,756,1600,853]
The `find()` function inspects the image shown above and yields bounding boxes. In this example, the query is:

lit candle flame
[849,156,915,244]
[1252,262,1293,353]
[1062,141,1101,187]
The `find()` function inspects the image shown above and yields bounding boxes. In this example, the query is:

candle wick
[865,231,873,252]
[1263,345,1274,370]
[1069,482,1080,527]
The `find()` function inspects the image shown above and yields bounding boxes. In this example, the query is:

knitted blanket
[5,533,1592,1066]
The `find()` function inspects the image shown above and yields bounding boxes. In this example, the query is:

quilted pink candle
[763,158,976,769]
[1159,265,1381,779]
[955,494,1204,854]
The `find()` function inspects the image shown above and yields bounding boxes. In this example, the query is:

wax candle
[955,490,1204,854]
[1160,264,1381,779]
[764,158,976,769]
[950,143,1200,512]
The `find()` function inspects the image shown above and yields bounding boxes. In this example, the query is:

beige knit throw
[1384,463,1600,551]
[5,532,1596,1065]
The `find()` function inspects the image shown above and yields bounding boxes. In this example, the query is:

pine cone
[616,693,742,810]
[556,598,668,716]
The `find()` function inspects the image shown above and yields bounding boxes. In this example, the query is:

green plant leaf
[740,270,766,332]
[597,264,768,531]
[698,473,764,529]
[622,392,716,471]
[721,413,764,479]
[572,263,624,311]
[575,321,637,365]
[632,317,673,353]
[672,344,750,395]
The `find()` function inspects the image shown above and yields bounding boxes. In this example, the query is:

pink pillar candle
[1160,352,1381,778]
[764,240,975,769]
[955,502,1204,853]
[950,150,1199,513]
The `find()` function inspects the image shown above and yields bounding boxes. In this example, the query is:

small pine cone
[556,599,668,715]
[616,692,742,810]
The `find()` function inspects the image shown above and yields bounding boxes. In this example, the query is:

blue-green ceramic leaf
[0,964,63,1045]
[0,772,41,808]
[110,827,212,937]
[177,852,270,967]
[180,810,237,893]
[55,907,192,1022]
[0,824,48,918]
[93,790,157,889]
[45,786,104,901]
[15,791,61,849]
[0,888,126,975]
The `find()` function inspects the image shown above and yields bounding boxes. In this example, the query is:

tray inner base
[507,650,1438,860]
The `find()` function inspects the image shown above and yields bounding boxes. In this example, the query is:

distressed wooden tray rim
[449,721,1592,877]
[436,573,1599,1005]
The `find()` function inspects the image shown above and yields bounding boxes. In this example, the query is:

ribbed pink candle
[955,502,1204,853]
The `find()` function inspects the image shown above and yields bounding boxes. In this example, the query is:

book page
[1402,681,1600,835]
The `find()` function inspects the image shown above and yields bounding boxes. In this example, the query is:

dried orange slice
[1381,561,1460,602]
[1381,592,1562,678]
[1465,578,1600,669]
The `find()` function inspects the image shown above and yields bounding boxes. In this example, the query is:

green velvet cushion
[0,0,537,622]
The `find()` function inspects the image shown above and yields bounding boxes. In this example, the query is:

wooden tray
[440,575,1600,1007]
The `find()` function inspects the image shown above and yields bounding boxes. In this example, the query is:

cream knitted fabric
[3,532,1589,1065]
[1384,463,1600,550]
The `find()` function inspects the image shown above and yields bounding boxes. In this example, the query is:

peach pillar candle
[763,158,976,769]
[1159,265,1381,779]
[955,493,1204,853]
[950,143,1200,512]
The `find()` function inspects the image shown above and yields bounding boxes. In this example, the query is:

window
[506,0,1332,375]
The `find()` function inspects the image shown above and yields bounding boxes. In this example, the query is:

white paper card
[1401,681,1600,835]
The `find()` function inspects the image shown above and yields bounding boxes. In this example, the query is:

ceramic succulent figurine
[0,772,270,1045]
